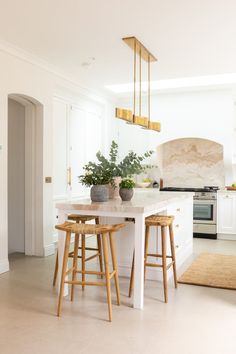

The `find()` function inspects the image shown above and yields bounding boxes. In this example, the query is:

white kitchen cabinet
[52,97,104,241]
[217,191,236,238]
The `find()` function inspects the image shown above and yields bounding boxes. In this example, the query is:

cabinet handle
[67,167,72,186]
[175,224,180,228]
[225,195,229,198]
[176,208,181,212]
[175,245,179,249]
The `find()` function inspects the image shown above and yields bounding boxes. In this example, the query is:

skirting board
[0,258,10,274]
[217,233,236,241]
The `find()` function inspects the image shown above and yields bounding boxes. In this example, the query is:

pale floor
[1,238,236,354]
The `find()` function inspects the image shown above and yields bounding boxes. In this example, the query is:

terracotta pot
[108,176,122,199]
[119,188,134,201]
[90,185,109,202]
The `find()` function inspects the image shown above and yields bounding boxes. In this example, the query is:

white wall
[115,89,235,184]
[8,99,25,254]
[0,43,113,274]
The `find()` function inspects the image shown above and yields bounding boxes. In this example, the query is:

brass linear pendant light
[115,36,161,132]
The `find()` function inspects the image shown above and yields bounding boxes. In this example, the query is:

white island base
[56,190,193,309]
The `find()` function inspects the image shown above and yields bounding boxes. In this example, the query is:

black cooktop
[160,186,219,192]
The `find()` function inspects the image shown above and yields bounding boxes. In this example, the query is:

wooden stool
[55,221,125,321]
[129,215,177,303]
[53,215,103,287]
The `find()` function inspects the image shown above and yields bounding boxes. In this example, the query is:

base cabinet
[217,192,236,239]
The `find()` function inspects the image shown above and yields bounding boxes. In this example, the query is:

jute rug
[178,253,236,290]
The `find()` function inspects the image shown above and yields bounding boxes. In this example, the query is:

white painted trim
[44,243,55,257]
[217,233,236,241]
[8,94,44,257]
[0,259,10,274]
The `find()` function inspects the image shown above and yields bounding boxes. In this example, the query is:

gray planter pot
[119,188,134,201]
[90,185,109,202]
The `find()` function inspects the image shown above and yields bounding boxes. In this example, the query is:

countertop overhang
[56,190,194,214]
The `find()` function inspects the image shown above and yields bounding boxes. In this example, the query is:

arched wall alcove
[8,93,44,256]
[156,137,225,188]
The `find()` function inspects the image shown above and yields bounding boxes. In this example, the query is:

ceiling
[1,0,236,95]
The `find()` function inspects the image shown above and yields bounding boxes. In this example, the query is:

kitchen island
[56,189,193,309]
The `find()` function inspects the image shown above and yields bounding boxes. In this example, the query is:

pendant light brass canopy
[115,36,161,132]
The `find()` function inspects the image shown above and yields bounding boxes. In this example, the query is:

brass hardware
[115,108,133,122]
[45,177,52,183]
[116,36,161,132]
[133,115,148,127]
[122,36,157,62]
[148,122,161,132]
[67,167,72,186]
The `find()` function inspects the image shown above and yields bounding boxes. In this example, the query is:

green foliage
[96,140,154,178]
[119,178,135,189]
[79,161,112,187]
[79,141,154,187]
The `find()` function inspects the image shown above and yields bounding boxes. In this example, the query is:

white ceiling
[1,0,236,94]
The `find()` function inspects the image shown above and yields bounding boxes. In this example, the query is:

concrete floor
[1,238,236,354]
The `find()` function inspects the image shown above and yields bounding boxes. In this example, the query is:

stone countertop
[217,189,236,194]
[56,189,194,214]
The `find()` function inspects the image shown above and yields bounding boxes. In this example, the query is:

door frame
[8,94,44,256]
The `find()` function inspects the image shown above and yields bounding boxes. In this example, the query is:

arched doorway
[8,94,44,256]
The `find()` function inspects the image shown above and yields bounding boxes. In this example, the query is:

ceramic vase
[119,188,134,201]
[90,185,109,202]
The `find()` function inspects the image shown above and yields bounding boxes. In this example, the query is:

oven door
[193,199,216,224]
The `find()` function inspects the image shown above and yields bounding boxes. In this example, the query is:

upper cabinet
[52,97,104,202]
[217,191,236,236]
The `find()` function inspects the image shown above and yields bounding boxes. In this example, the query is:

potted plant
[119,178,135,201]
[79,161,112,202]
[96,141,154,198]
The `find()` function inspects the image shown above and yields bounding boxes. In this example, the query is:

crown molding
[0,39,112,103]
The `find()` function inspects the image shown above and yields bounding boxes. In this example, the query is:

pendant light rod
[148,54,150,121]
[139,46,142,116]
[133,39,136,118]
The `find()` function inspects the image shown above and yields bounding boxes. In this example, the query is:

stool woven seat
[145,215,174,226]
[68,214,97,223]
[55,221,125,234]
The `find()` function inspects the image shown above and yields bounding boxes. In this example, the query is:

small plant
[79,161,112,187]
[119,179,135,189]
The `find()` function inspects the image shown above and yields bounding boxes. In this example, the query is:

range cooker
[160,186,219,239]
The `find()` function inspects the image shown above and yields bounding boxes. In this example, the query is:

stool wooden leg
[81,234,86,291]
[71,233,79,301]
[57,231,71,316]
[97,235,103,278]
[109,232,120,305]
[128,250,135,298]
[161,226,168,303]
[102,232,112,322]
[95,217,103,278]
[53,250,58,287]
[144,225,150,281]
[169,223,178,288]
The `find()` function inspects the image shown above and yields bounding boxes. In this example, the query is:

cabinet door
[69,106,103,199]
[217,194,236,233]
[69,106,87,198]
